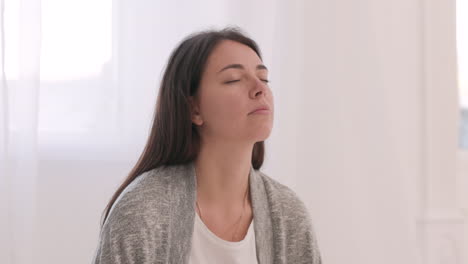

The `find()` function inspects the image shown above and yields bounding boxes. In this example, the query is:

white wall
[267,0,424,263]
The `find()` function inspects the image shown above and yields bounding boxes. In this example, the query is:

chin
[251,128,272,142]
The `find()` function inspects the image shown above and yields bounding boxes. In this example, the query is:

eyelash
[225,79,270,84]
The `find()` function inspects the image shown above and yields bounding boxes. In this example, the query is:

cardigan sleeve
[260,172,323,263]
[289,193,323,263]
[91,213,163,264]
[91,172,171,264]
[280,186,323,263]
[91,196,169,264]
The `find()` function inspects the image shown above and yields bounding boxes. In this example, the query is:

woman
[92,26,322,264]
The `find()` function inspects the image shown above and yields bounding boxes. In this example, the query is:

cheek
[203,91,246,121]
[268,89,274,103]
[216,95,245,119]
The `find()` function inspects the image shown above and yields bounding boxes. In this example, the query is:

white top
[188,212,258,264]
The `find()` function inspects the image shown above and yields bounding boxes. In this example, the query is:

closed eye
[224,79,270,84]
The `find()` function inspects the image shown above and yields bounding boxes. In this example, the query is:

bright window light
[40,0,112,81]
[5,0,112,81]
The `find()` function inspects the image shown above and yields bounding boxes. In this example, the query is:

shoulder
[255,170,323,263]
[93,166,176,263]
[103,166,173,229]
[256,170,311,220]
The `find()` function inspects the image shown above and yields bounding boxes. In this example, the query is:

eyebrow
[217,63,268,74]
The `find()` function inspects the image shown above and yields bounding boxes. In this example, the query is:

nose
[249,77,268,99]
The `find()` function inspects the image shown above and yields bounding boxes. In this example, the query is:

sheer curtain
[1,0,465,264]
[1,0,41,263]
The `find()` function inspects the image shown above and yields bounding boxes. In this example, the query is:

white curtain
[1,0,465,264]
[1,0,41,263]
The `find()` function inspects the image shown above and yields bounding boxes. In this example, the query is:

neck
[194,140,253,212]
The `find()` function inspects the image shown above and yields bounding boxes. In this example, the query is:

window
[6,0,113,80]
[5,0,115,134]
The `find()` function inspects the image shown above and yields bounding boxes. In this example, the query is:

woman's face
[190,40,274,145]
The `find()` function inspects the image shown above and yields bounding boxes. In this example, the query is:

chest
[188,211,258,264]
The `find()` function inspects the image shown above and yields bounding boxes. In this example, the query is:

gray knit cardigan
[92,161,322,263]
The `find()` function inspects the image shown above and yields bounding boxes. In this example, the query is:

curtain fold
[0,0,13,262]
[1,0,41,263]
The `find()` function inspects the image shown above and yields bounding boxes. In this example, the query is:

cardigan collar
[169,161,274,263]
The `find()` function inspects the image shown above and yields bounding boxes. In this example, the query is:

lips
[249,105,270,114]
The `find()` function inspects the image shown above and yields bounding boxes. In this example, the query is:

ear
[189,96,203,126]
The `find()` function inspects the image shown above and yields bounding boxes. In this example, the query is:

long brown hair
[100,26,266,227]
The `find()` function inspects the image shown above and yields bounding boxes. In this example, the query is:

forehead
[204,40,262,73]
